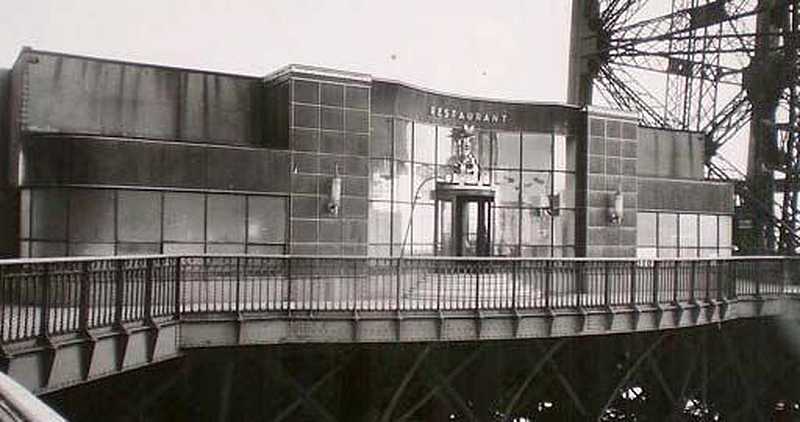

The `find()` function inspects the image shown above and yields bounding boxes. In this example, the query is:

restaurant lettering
[429,106,509,124]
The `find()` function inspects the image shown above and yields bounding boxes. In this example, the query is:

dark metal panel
[21,52,262,146]
[638,178,734,214]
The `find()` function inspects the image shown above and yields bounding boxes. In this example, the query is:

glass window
[552,172,575,209]
[163,243,204,254]
[437,126,455,166]
[494,132,520,169]
[637,247,657,259]
[494,170,520,206]
[477,131,493,170]
[699,214,718,248]
[658,213,678,248]
[414,123,436,164]
[70,242,114,257]
[207,194,245,243]
[30,241,66,257]
[413,164,436,204]
[247,196,286,243]
[659,248,678,258]
[521,172,551,208]
[556,135,575,171]
[207,243,245,254]
[368,201,392,243]
[412,204,435,244]
[554,209,574,245]
[521,133,551,170]
[117,243,160,255]
[394,119,412,161]
[31,189,68,241]
[247,244,285,255]
[699,248,718,257]
[164,193,205,242]
[391,203,411,246]
[369,159,393,200]
[719,215,733,248]
[679,214,698,248]
[69,189,115,242]
[393,161,411,203]
[679,248,698,257]
[370,117,392,158]
[521,209,550,245]
[437,200,452,255]
[637,212,657,246]
[117,190,161,242]
[493,207,519,251]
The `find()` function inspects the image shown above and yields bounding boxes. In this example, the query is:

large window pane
[437,200,452,255]
[368,201,392,243]
[31,189,68,241]
[552,172,575,209]
[719,215,733,248]
[658,213,678,248]
[391,203,411,246]
[69,189,115,242]
[699,214,718,248]
[412,204,435,244]
[207,194,245,243]
[637,212,657,246]
[414,123,436,164]
[494,132,520,169]
[437,126,455,166]
[70,242,114,256]
[369,159,393,200]
[413,164,436,204]
[118,190,161,242]
[555,135,574,171]
[394,161,411,203]
[679,214,698,248]
[494,170,520,206]
[371,116,392,158]
[248,196,286,243]
[522,133,551,170]
[637,247,657,258]
[493,207,519,255]
[521,172,551,208]
[394,119,412,161]
[554,209,574,245]
[521,209,550,245]
[164,193,205,242]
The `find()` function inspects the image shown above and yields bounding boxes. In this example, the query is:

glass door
[454,197,492,256]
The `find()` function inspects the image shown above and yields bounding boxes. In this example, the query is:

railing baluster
[174,257,182,319]
[652,261,660,305]
[630,261,637,305]
[144,259,153,322]
[39,263,51,339]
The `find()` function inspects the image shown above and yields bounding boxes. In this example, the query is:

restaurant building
[0,48,733,258]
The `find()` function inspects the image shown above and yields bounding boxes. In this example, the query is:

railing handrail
[0,255,796,346]
[2,254,798,266]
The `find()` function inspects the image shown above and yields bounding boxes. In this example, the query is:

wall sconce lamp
[609,188,624,225]
[327,164,342,216]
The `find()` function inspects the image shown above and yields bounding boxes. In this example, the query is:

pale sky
[0,0,574,102]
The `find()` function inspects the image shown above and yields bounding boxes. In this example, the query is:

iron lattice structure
[570,0,800,254]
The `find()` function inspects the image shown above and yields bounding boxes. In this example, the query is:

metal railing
[0,255,798,344]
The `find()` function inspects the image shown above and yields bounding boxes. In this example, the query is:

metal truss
[577,0,800,254]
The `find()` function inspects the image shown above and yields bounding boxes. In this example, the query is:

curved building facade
[0,49,734,258]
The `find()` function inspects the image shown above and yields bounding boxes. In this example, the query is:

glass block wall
[368,116,576,257]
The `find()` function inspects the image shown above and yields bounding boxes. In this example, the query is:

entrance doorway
[435,184,495,257]
[453,197,493,256]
